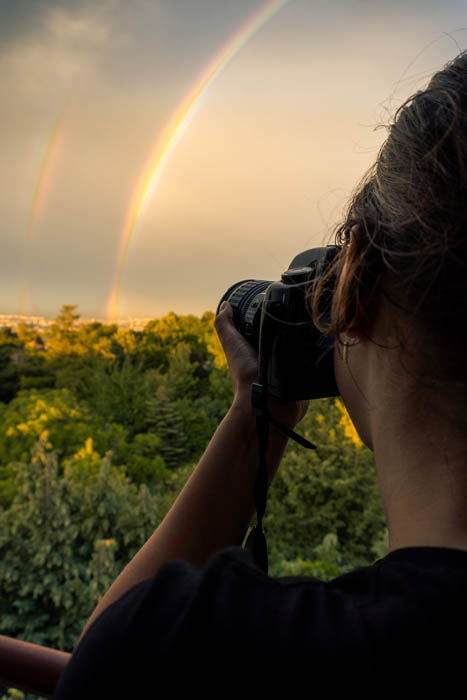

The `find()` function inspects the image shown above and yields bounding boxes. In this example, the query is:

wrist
[232,387,302,431]
[230,387,291,486]
[230,391,256,428]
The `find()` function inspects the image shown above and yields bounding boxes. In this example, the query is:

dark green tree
[82,355,150,436]
[0,344,21,402]
[173,396,213,461]
[146,386,189,469]
[164,342,200,401]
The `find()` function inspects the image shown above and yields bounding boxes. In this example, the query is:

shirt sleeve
[54,545,467,698]
[53,546,371,698]
[53,552,207,699]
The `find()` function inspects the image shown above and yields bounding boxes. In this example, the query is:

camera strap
[244,382,316,574]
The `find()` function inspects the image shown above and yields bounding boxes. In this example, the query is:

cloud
[0,2,121,113]
[44,4,113,47]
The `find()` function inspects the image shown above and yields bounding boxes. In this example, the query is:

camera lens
[217,280,272,350]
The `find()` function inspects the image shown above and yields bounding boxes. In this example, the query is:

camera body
[216,245,341,401]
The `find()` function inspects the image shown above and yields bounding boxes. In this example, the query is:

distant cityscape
[0,314,155,331]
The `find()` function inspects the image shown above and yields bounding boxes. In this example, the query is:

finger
[214,301,238,346]
[215,302,258,368]
[218,300,233,319]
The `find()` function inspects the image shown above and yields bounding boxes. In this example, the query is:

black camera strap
[244,382,316,574]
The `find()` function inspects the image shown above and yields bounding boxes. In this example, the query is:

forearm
[77,393,289,645]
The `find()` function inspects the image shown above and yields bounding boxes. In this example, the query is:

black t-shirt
[54,545,467,697]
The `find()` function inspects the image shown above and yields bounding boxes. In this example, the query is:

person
[54,50,467,697]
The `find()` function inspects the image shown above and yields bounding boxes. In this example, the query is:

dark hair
[311,49,467,396]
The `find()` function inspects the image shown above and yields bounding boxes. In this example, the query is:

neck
[372,404,467,553]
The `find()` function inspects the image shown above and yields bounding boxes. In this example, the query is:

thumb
[215,299,259,392]
[214,301,235,343]
[219,300,233,319]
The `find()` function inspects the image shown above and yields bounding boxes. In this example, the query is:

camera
[216,245,341,401]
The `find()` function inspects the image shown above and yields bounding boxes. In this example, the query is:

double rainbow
[106,0,292,320]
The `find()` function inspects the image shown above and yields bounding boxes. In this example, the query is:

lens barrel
[216,280,271,350]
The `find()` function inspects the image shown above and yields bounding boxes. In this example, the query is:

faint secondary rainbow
[20,104,70,313]
[27,108,69,245]
[107,0,292,320]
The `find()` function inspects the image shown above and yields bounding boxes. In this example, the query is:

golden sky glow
[1,0,466,319]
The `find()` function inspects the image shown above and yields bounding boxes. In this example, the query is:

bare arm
[76,302,308,646]
[77,394,290,645]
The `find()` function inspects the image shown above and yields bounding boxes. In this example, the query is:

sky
[1,0,466,320]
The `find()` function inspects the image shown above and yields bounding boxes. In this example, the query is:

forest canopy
[0,305,387,663]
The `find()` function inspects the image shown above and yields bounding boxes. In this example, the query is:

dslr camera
[216,245,341,401]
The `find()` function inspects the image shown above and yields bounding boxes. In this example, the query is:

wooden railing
[0,635,70,699]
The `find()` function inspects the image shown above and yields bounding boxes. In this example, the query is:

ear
[334,227,362,338]
[336,224,379,342]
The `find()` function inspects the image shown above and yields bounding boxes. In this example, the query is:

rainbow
[106,0,292,320]
[20,104,70,313]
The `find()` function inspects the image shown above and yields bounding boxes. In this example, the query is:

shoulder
[54,546,467,697]
[54,547,375,698]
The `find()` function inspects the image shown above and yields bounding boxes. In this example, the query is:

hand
[214,301,309,429]
[214,301,259,397]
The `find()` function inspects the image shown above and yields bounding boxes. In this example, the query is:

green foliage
[0,436,164,652]
[0,327,19,346]
[44,305,81,358]
[0,344,21,402]
[173,397,214,460]
[42,306,117,364]
[146,386,189,469]
[164,342,201,401]
[271,533,371,580]
[15,324,43,351]
[207,366,234,412]
[79,355,150,436]
[0,464,17,510]
[2,688,33,699]
[264,398,386,570]
[0,388,169,507]
[0,303,391,694]
[137,311,209,373]
[0,388,127,466]
[118,433,168,486]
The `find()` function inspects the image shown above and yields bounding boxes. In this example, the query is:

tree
[0,388,127,467]
[112,327,138,357]
[82,355,150,436]
[262,398,386,570]
[0,326,51,401]
[173,396,213,460]
[146,386,189,469]
[52,305,80,333]
[0,435,164,652]
[16,323,43,351]
[117,433,168,486]
[164,342,200,401]
[274,533,355,580]
[0,387,171,507]
[0,345,21,402]
[44,306,80,357]
[45,307,119,364]
[138,312,210,372]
